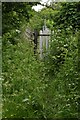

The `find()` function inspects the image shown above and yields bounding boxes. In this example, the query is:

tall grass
[2,30,79,118]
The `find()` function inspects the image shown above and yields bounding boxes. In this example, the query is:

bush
[2,32,47,118]
[42,30,79,118]
[2,28,79,118]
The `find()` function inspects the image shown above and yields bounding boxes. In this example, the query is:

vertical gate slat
[39,25,51,59]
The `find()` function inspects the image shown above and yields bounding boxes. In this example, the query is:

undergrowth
[2,30,79,118]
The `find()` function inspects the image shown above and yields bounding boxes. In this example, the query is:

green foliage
[27,8,57,32]
[2,33,46,118]
[27,13,43,31]
[43,30,79,118]
[39,8,58,30]
[2,3,33,33]
[2,29,79,118]
[53,2,80,32]
[2,2,79,119]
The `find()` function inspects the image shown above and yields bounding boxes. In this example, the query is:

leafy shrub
[2,32,47,118]
[42,30,79,118]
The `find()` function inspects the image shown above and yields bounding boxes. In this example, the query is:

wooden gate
[38,25,51,59]
[25,23,52,59]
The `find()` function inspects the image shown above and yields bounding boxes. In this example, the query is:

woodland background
[2,2,80,118]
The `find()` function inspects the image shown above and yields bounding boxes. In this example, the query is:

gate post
[33,29,39,54]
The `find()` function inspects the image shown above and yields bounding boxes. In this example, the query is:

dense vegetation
[2,2,79,119]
